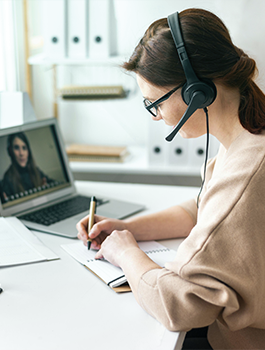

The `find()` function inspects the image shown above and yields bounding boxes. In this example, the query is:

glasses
[143,83,183,117]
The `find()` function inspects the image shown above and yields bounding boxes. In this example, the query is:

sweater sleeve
[178,198,197,226]
[137,134,265,333]
[137,268,225,332]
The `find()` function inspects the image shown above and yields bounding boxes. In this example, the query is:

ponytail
[220,49,265,133]
[122,8,265,134]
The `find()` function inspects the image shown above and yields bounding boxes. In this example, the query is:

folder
[43,0,66,58]
[67,0,87,58]
[88,0,117,58]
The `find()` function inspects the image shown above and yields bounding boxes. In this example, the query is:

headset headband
[167,12,199,85]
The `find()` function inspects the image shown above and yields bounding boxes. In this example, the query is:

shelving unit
[28,53,213,187]
[69,146,201,176]
[68,146,203,187]
[27,0,215,188]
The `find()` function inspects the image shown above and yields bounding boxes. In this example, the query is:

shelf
[28,53,127,66]
[69,146,202,176]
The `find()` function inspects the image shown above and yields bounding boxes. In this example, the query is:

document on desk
[61,240,177,292]
[0,217,59,267]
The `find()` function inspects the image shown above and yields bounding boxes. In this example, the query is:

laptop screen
[0,122,71,210]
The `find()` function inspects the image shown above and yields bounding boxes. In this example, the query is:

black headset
[165,11,217,142]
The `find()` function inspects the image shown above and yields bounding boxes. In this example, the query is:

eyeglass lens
[144,99,157,116]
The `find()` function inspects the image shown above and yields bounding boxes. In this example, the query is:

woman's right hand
[76,214,127,249]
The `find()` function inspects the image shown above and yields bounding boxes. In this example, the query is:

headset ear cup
[181,80,217,108]
[181,82,188,104]
[206,79,217,104]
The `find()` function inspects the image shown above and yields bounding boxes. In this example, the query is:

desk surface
[0,181,199,350]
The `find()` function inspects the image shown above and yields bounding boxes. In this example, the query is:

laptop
[0,118,144,238]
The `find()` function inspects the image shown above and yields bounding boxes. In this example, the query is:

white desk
[0,181,199,350]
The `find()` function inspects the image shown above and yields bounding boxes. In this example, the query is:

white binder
[88,0,117,58]
[43,0,66,58]
[148,119,166,166]
[165,133,189,167]
[67,0,87,58]
[188,135,207,168]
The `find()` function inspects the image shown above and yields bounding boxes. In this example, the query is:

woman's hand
[95,230,140,267]
[76,214,127,249]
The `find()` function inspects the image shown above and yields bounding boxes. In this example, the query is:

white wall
[28,0,265,147]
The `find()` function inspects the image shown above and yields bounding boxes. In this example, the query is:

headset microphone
[165,12,217,142]
[166,91,206,141]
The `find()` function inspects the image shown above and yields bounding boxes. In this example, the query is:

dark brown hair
[122,8,265,134]
[6,132,42,193]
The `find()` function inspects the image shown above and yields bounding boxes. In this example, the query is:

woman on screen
[77,8,265,350]
[1,132,52,200]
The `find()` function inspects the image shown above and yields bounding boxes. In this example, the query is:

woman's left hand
[95,229,140,267]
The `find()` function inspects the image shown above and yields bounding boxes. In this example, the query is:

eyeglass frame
[143,83,183,117]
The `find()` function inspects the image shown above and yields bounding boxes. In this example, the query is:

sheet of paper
[0,217,59,266]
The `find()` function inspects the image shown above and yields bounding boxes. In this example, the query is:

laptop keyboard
[19,195,107,226]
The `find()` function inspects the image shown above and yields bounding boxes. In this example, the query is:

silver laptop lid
[0,118,76,217]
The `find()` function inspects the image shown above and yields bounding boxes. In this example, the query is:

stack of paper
[0,217,59,267]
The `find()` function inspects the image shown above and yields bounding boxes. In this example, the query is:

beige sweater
[137,129,265,349]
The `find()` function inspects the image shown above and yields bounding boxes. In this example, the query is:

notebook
[0,118,144,238]
[61,240,177,292]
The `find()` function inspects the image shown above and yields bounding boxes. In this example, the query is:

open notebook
[61,241,177,292]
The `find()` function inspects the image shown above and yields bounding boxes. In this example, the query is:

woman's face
[136,75,206,138]
[12,137,29,167]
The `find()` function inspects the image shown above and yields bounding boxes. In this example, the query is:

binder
[148,119,166,166]
[43,0,66,58]
[88,0,117,58]
[165,132,189,167]
[188,135,207,168]
[189,134,220,169]
[67,0,87,58]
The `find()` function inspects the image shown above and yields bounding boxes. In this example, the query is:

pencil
[87,196,97,250]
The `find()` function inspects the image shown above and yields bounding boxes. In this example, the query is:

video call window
[0,125,70,208]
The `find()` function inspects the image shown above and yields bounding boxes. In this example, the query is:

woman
[77,9,265,350]
[1,132,52,200]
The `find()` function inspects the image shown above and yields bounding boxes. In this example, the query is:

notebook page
[62,241,177,286]
[61,242,124,285]
[0,217,46,266]
[138,241,177,266]
[85,258,124,285]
